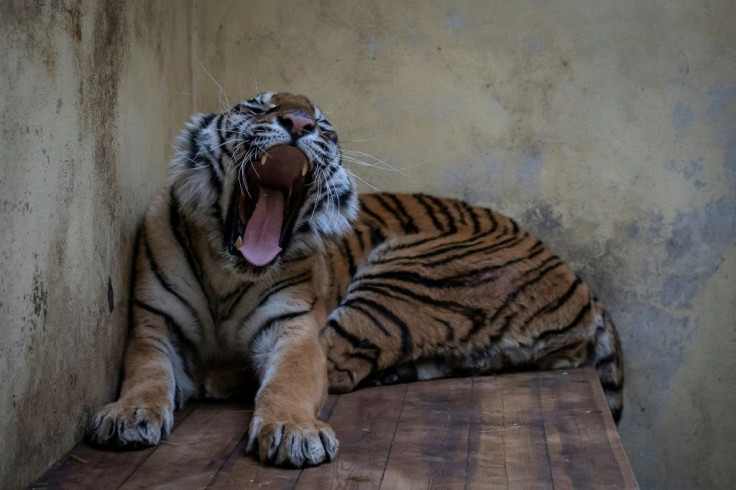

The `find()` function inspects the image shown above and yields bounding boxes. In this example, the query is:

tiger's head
[170,92,359,273]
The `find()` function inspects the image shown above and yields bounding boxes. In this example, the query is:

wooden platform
[34,367,637,489]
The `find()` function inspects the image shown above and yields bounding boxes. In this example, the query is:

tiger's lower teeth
[261,154,268,165]
[235,236,243,248]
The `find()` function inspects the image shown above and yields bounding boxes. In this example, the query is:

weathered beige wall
[2,1,734,488]
[193,1,735,488]
[0,1,192,487]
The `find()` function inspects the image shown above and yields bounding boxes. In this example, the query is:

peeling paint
[523,36,544,60]
[368,36,378,58]
[704,84,736,125]
[522,199,562,237]
[443,12,463,33]
[664,158,705,186]
[725,137,736,172]
[517,139,544,191]
[672,102,694,132]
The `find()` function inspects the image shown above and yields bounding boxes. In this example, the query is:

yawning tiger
[90,92,623,468]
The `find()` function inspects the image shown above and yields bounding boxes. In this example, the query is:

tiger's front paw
[245,412,339,467]
[90,396,173,448]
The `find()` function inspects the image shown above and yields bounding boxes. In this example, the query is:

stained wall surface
[2,1,734,488]
[0,1,192,488]
[192,1,734,488]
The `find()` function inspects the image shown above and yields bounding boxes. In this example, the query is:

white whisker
[344,168,380,192]
[195,56,230,113]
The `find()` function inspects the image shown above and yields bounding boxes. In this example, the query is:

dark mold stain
[107,277,114,313]
[0,0,84,76]
[31,267,48,321]
[74,0,128,290]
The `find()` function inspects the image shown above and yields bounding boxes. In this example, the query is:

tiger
[90,92,623,468]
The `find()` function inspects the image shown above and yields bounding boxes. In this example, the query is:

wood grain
[204,394,339,489]
[539,368,635,488]
[32,404,196,490]
[33,369,637,489]
[297,384,408,489]
[119,403,251,489]
[380,378,473,489]
[538,368,638,489]
[467,374,554,489]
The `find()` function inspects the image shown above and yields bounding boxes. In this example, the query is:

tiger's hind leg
[325,303,624,423]
[329,303,623,423]
[320,226,623,421]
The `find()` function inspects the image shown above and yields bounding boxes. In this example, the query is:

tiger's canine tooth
[261,154,268,165]
[235,236,243,248]
[301,163,308,176]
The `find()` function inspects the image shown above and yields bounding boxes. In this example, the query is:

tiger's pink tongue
[239,185,284,266]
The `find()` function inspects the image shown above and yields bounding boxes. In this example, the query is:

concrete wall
[0,1,192,487]
[193,2,735,488]
[2,1,734,488]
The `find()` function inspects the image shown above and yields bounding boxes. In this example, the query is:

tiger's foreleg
[90,308,179,448]
[246,313,338,467]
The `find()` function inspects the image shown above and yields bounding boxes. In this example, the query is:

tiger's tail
[592,305,624,423]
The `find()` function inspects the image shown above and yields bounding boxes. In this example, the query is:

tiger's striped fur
[321,193,623,423]
[90,92,623,468]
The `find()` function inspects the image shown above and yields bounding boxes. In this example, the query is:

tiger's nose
[278,112,315,136]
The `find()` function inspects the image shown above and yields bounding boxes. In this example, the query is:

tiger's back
[321,192,623,422]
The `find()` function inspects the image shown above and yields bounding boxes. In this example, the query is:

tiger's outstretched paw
[245,413,338,467]
[90,397,173,448]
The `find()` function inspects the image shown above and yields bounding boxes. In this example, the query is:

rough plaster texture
[0,1,192,487]
[193,2,734,488]
[1,1,734,488]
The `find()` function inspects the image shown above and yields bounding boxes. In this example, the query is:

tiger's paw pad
[245,415,339,467]
[90,399,173,448]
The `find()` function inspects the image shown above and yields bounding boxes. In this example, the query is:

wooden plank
[203,439,299,490]
[538,368,638,489]
[205,395,339,489]
[34,370,638,489]
[583,367,638,489]
[32,404,196,489]
[380,378,473,489]
[119,403,251,489]
[466,373,553,489]
[296,384,409,489]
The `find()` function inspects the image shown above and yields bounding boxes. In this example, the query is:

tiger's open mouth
[233,145,309,267]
